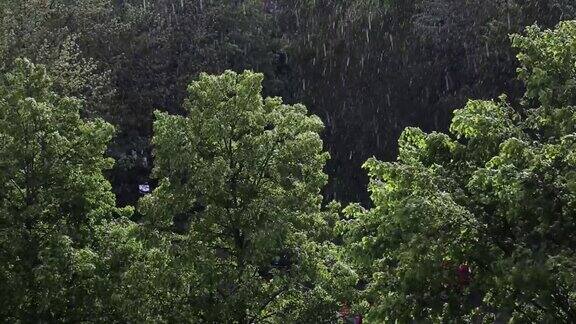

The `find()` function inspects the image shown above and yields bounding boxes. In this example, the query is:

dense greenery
[342,21,576,322]
[0,59,132,321]
[139,70,355,322]
[0,62,353,321]
[1,0,576,322]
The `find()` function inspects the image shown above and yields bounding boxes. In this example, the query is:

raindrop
[296,12,300,28]
[368,12,372,30]
[325,112,332,127]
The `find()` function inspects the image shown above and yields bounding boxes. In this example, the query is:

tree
[140,70,356,322]
[342,21,576,322]
[0,0,116,119]
[0,59,131,321]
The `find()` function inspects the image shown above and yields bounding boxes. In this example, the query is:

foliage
[96,0,290,207]
[342,21,576,322]
[514,21,576,109]
[0,1,116,118]
[1,0,291,207]
[0,59,132,321]
[140,70,356,322]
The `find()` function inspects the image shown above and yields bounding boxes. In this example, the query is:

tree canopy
[342,20,576,322]
[139,70,355,322]
[0,59,131,321]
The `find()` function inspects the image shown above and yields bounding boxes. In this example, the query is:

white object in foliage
[139,184,150,194]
